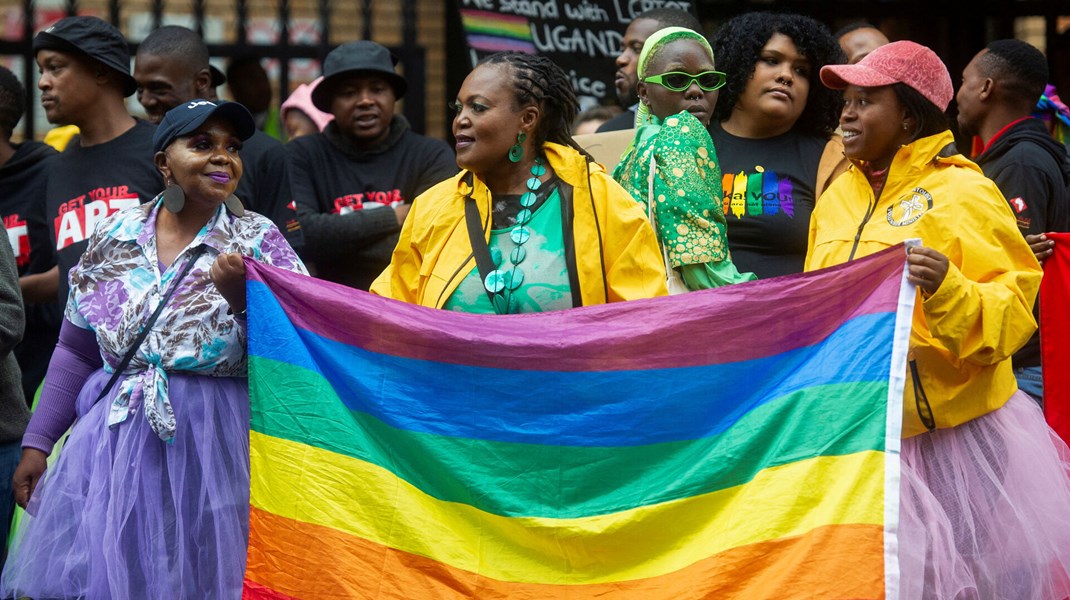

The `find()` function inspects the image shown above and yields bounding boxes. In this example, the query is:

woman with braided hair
[613,26,754,292]
[371,52,667,312]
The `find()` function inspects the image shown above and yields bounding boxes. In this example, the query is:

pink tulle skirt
[898,391,1070,599]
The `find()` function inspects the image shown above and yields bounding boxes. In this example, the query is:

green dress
[612,110,755,290]
[444,186,573,314]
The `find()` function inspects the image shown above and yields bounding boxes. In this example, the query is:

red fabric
[1042,232,1070,444]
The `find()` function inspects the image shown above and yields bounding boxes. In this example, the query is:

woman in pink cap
[808,40,1070,598]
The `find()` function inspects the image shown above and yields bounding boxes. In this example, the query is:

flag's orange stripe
[245,506,884,599]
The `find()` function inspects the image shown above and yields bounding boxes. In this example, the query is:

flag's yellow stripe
[246,506,885,598]
[461,15,531,38]
[250,432,885,584]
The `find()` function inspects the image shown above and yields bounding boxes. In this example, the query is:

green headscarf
[634,26,716,128]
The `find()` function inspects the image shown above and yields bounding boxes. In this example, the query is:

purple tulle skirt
[898,391,1070,599]
[1,369,250,599]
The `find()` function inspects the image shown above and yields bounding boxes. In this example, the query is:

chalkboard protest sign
[456,0,697,109]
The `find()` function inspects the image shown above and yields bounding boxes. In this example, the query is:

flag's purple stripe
[245,244,906,372]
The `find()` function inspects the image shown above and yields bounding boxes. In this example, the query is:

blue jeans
[0,439,21,568]
[1014,365,1044,408]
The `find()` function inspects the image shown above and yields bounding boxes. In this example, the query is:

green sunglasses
[642,70,726,92]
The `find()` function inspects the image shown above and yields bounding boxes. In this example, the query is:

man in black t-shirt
[133,26,301,250]
[0,66,58,401]
[28,16,163,305]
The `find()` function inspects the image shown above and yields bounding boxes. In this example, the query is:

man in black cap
[286,40,455,290]
[133,26,300,248]
[29,16,162,305]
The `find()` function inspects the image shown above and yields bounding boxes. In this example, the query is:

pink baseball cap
[820,40,953,111]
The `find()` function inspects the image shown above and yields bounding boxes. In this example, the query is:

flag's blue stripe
[249,280,894,447]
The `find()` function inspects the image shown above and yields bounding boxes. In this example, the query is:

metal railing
[0,0,426,140]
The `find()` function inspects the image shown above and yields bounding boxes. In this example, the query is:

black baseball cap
[311,41,406,111]
[153,100,255,154]
[33,16,137,97]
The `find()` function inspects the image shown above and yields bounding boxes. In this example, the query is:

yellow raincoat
[806,131,1042,437]
[371,142,667,307]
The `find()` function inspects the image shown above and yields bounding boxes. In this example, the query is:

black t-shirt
[0,142,56,277]
[709,122,826,279]
[34,119,163,304]
[0,141,60,400]
[234,131,303,251]
[287,118,457,290]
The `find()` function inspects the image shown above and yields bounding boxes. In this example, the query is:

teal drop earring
[508,132,527,163]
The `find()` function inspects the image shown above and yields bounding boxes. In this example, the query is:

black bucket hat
[311,41,407,111]
[33,16,137,97]
[152,100,255,154]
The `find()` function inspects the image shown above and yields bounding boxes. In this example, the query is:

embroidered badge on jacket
[887,187,933,227]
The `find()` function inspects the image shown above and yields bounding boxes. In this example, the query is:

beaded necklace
[482,156,546,314]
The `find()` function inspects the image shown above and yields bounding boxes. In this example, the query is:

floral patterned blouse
[66,197,307,442]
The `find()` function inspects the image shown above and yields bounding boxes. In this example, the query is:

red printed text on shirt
[54,186,141,250]
[3,213,28,267]
[331,189,402,214]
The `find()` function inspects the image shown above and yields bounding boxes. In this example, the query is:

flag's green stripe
[250,356,887,519]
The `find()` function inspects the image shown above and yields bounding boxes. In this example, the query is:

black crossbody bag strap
[556,180,582,308]
[463,192,500,306]
[94,244,208,403]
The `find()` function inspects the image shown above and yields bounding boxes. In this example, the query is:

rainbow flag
[460,9,536,54]
[1035,84,1070,149]
[242,245,915,599]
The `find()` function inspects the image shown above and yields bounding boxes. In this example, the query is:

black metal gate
[0,0,426,140]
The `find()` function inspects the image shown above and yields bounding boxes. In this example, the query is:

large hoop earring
[508,132,527,163]
[162,183,185,213]
[224,194,245,217]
